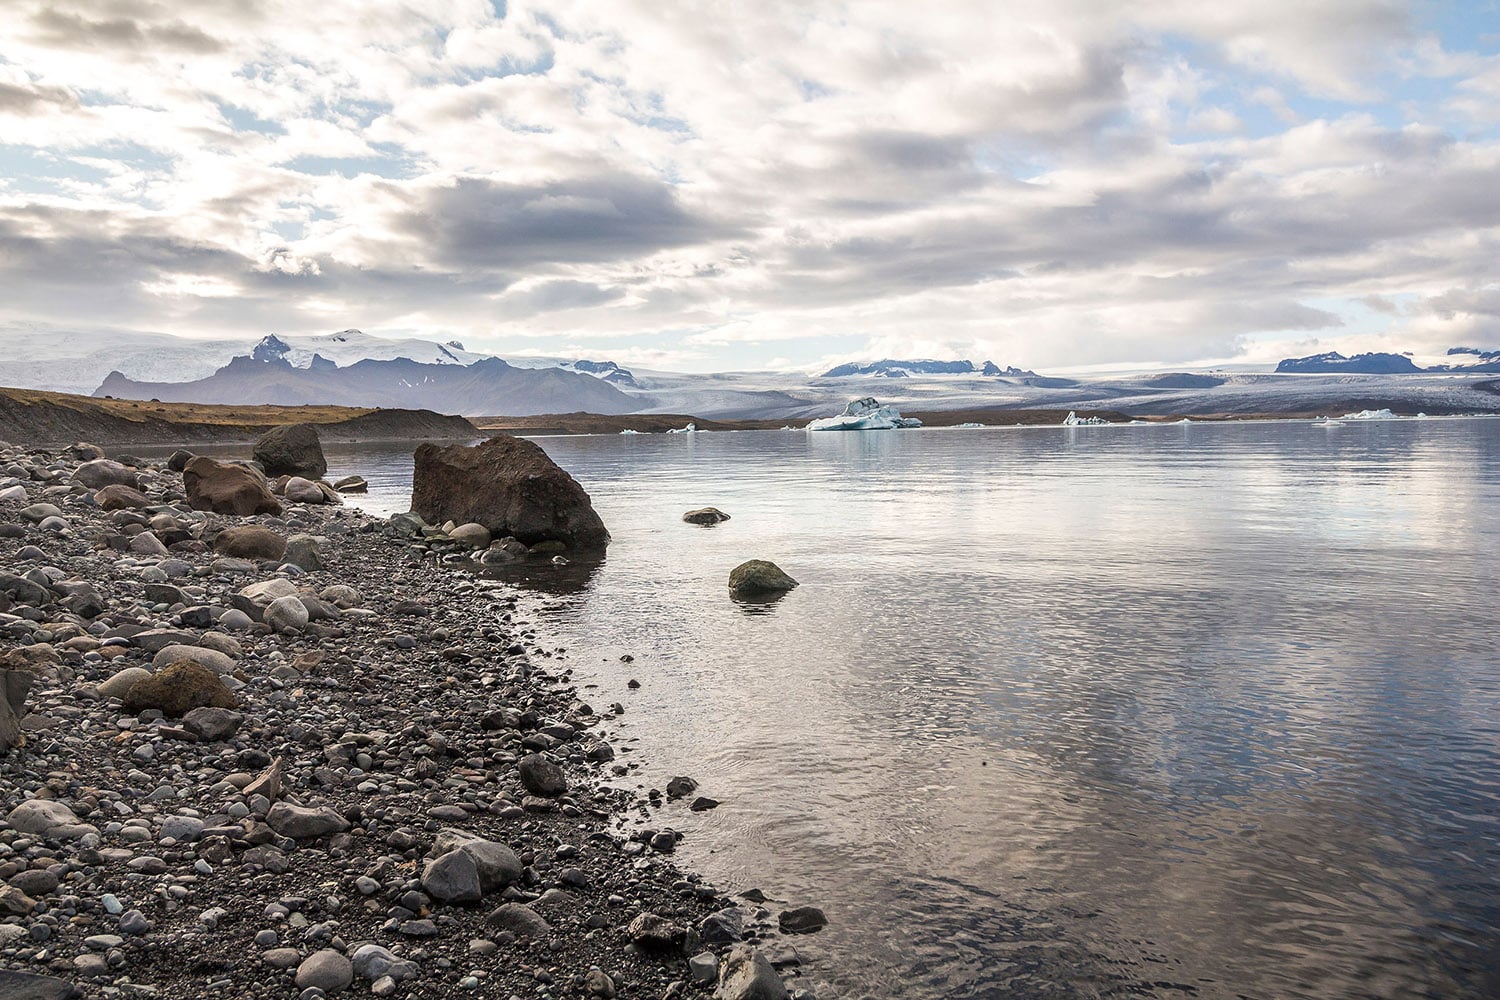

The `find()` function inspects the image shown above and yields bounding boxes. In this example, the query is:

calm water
[189,421,1500,998]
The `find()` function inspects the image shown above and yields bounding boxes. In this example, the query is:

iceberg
[619,428,641,434]
[1062,411,1109,426]
[953,422,986,428]
[1342,408,1397,420]
[666,422,697,433]
[807,397,922,431]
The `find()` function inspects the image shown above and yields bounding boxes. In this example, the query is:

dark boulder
[183,457,282,517]
[121,660,239,717]
[253,423,328,479]
[683,507,731,525]
[410,435,608,550]
[728,560,798,598]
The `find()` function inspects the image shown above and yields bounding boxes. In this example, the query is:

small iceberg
[1342,408,1397,420]
[666,422,698,434]
[807,397,922,431]
[619,428,641,435]
[1062,411,1109,426]
[953,422,986,428]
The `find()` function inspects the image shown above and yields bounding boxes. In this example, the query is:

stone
[1,667,35,754]
[264,594,310,632]
[666,776,699,799]
[94,484,151,511]
[19,503,61,523]
[285,476,329,504]
[627,912,682,951]
[684,507,731,524]
[431,829,523,891]
[159,814,206,841]
[97,667,152,700]
[129,531,170,555]
[284,533,323,570]
[777,906,827,934]
[239,578,299,604]
[422,849,483,903]
[690,952,720,985]
[410,435,609,550]
[167,449,195,472]
[728,560,799,598]
[121,660,239,716]
[182,706,244,741]
[131,628,200,653]
[0,971,81,1000]
[448,522,491,548]
[6,799,97,840]
[118,909,151,935]
[68,442,106,460]
[716,946,789,1000]
[153,644,235,676]
[72,459,139,490]
[485,902,551,938]
[319,584,361,608]
[213,526,287,561]
[244,756,284,800]
[295,948,353,993]
[517,753,568,797]
[254,424,328,479]
[183,457,282,516]
[9,869,59,896]
[267,802,350,839]
[333,475,367,493]
[350,943,400,980]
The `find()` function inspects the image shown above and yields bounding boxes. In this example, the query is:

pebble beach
[0,440,816,1000]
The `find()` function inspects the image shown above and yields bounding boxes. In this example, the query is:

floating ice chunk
[666,422,698,433]
[619,428,641,434]
[953,422,986,428]
[1341,408,1397,420]
[1062,411,1109,426]
[807,397,921,431]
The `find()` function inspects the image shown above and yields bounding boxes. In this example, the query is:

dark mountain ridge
[94,355,643,416]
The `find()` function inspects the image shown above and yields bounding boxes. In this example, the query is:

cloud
[0,0,1497,372]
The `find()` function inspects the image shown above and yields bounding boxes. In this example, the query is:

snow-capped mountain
[819,358,1038,378]
[250,331,495,369]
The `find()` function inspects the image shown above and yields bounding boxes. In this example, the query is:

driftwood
[0,667,36,753]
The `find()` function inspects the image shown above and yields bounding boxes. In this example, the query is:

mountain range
[1275,348,1500,374]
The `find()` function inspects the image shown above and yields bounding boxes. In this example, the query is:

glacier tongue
[807,397,922,431]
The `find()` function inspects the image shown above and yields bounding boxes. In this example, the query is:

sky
[2,1,1499,374]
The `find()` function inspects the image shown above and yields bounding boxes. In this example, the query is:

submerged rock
[716,945,789,1000]
[683,507,731,525]
[410,435,609,550]
[728,560,799,598]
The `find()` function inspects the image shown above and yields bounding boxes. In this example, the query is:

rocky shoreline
[0,441,815,999]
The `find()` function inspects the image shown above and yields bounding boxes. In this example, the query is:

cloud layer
[2,0,1498,371]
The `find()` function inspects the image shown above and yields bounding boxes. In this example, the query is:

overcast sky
[2,1,1498,372]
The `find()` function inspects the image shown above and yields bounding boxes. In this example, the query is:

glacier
[1062,411,1109,426]
[807,397,922,431]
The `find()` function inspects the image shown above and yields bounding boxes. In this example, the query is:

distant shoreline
[4,384,1495,449]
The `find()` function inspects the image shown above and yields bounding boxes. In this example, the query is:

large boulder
[94,484,150,511]
[253,424,327,479]
[410,436,608,550]
[213,526,286,561]
[0,667,35,754]
[183,457,282,517]
[72,459,138,490]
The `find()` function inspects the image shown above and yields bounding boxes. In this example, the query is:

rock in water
[121,660,239,716]
[410,435,609,551]
[728,560,798,598]
[213,526,287,561]
[777,905,828,934]
[253,424,328,479]
[683,507,731,524]
[183,457,282,516]
[716,945,789,1000]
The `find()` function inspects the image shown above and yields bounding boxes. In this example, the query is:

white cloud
[0,0,1497,372]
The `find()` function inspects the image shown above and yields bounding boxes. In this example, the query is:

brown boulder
[121,660,239,717]
[213,526,287,561]
[72,459,139,490]
[94,484,151,511]
[410,436,608,550]
[253,424,327,479]
[183,457,282,516]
